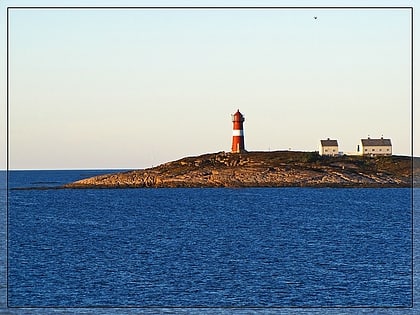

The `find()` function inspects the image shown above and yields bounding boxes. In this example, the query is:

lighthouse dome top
[232,109,245,122]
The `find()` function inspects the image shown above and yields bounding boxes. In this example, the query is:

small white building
[358,137,392,156]
[319,138,339,156]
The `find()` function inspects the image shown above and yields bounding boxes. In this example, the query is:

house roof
[361,138,392,146]
[320,139,338,146]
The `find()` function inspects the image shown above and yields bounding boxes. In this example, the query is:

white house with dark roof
[319,138,339,156]
[358,137,392,156]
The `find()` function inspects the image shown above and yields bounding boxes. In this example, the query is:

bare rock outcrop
[63,151,416,189]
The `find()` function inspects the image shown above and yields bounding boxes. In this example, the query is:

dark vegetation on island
[62,151,419,189]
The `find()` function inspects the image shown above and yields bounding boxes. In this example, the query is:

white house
[319,138,339,156]
[358,137,392,156]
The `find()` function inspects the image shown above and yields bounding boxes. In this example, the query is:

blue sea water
[5,170,413,308]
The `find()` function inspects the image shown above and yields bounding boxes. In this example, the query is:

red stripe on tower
[231,109,246,153]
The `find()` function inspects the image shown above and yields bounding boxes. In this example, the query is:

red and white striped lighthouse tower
[231,109,246,153]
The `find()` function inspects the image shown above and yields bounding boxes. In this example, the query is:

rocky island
[63,151,417,189]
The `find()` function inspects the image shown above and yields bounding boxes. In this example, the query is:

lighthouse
[231,109,246,153]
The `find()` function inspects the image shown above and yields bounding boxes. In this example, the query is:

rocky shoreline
[63,151,417,189]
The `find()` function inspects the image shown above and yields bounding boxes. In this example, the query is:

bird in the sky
[314,16,318,20]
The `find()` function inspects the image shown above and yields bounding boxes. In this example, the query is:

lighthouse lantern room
[231,109,246,153]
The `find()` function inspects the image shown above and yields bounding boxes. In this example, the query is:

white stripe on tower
[232,129,244,136]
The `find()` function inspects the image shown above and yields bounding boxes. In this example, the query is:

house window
[387,148,390,151]
[372,149,375,151]
[365,149,367,152]
[379,149,382,151]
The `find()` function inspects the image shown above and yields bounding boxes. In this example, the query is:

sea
[2,170,418,314]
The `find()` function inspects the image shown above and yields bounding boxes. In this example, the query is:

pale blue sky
[1,0,417,169]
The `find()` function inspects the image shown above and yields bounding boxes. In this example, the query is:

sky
[1,0,417,169]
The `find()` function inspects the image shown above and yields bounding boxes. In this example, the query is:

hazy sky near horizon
[3,1,415,169]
